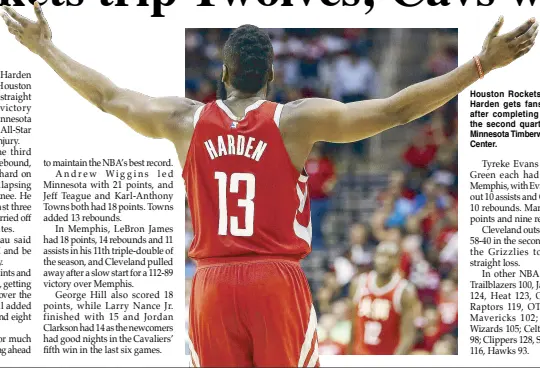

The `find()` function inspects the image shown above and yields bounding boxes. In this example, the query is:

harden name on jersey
[204,135,268,161]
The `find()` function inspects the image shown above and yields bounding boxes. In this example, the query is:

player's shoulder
[283,97,332,114]
[170,98,205,120]
[167,98,205,131]
[280,98,340,136]
[279,99,309,125]
[283,98,312,110]
[281,97,345,127]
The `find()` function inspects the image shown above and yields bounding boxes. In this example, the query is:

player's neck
[225,89,266,102]
[374,273,393,287]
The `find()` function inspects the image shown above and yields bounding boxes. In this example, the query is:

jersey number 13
[215,172,255,237]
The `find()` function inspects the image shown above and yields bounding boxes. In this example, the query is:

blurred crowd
[187,28,379,101]
[314,113,459,355]
[185,28,458,355]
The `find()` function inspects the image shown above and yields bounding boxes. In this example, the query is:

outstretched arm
[1,3,199,139]
[38,44,198,138]
[284,17,537,144]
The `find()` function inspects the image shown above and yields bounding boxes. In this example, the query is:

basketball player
[349,241,419,355]
[2,4,537,365]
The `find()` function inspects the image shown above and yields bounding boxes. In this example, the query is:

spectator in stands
[372,186,414,236]
[412,179,440,214]
[371,198,404,243]
[370,204,391,242]
[402,216,425,264]
[413,182,446,241]
[378,170,416,203]
[348,223,373,273]
[299,35,325,90]
[277,53,301,87]
[415,305,442,353]
[332,47,378,103]
[378,227,414,280]
[384,188,415,229]
[328,299,353,347]
[332,46,378,155]
[432,148,457,190]
[433,208,458,252]
[427,44,458,78]
[193,79,216,104]
[317,314,347,355]
[306,143,336,249]
[439,232,458,271]
[425,109,453,146]
[410,260,441,305]
[403,132,438,170]
[432,335,457,355]
[316,272,341,315]
[436,278,458,335]
[332,249,356,298]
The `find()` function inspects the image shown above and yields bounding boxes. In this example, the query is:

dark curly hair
[219,25,273,99]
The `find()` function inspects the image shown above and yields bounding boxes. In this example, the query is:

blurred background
[185,28,458,355]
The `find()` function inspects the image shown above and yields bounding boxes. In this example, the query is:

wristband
[473,56,484,79]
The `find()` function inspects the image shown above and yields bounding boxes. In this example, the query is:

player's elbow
[383,97,412,126]
[88,92,106,112]
[95,87,120,113]
[92,94,108,113]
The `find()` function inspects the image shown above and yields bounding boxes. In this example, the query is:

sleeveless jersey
[352,271,409,355]
[183,100,312,262]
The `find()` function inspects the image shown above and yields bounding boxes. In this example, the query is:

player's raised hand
[479,16,538,72]
[1,2,52,54]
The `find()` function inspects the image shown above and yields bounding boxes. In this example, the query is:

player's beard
[217,77,227,101]
[265,82,271,99]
